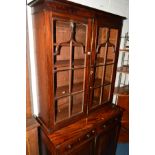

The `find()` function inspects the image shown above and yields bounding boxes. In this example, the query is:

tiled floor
[116,143,129,155]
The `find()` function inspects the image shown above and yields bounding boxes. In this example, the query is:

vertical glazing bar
[53,19,57,122]
[100,28,110,104]
[69,21,74,117]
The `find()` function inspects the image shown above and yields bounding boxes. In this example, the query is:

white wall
[27,0,129,115]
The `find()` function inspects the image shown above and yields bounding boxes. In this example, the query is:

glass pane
[71,93,83,116]
[96,28,118,65]
[98,27,108,44]
[109,29,118,45]
[73,46,85,68]
[55,70,69,98]
[55,97,69,123]
[93,88,101,107]
[106,46,115,64]
[96,27,108,65]
[54,20,70,43]
[75,23,86,45]
[72,69,85,92]
[102,85,111,103]
[104,65,114,84]
[94,66,104,87]
[54,46,70,70]
[106,29,118,64]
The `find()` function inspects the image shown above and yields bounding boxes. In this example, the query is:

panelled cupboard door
[89,19,121,111]
[95,123,120,155]
[50,13,91,128]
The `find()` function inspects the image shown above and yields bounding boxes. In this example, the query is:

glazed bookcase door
[51,16,89,125]
[89,22,119,110]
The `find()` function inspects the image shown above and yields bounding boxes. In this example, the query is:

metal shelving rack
[114,32,129,103]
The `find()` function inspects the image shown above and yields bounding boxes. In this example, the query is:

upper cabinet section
[28,0,125,132]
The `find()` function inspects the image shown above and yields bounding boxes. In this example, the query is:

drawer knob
[67,144,72,149]
[103,124,106,128]
[90,71,94,75]
[86,134,90,138]
[92,130,95,134]
[88,51,91,55]
[62,91,66,94]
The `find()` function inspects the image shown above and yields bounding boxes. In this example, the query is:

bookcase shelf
[117,65,129,74]
[114,85,129,95]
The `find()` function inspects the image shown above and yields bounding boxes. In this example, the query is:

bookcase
[28,0,126,154]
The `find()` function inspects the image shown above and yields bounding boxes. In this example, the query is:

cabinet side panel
[32,11,50,128]
[26,10,33,118]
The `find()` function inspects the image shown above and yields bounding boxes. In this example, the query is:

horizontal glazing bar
[54,90,84,100]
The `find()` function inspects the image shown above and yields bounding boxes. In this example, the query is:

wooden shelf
[117,65,129,73]
[55,82,84,99]
[114,85,129,95]
[119,48,129,52]
[96,58,114,64]
[54,59,85,68]
[95,79,111,87]
[53,43,85,47]
[55,58,114,69]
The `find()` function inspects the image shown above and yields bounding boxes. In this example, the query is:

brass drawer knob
[62,91,66,94]
[92,130,95,134]
[103,124,106,128]
[67,144,72,149]
[86,134,90,138]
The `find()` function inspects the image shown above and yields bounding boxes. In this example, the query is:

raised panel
[95,122,120,155]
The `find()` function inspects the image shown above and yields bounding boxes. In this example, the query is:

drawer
[60,129,96,153]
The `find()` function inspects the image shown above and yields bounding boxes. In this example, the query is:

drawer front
[58,129,96,154]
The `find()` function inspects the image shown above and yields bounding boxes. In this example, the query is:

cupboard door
[89,22,120,110]
[95,121,120,155]
[51,15,89,126]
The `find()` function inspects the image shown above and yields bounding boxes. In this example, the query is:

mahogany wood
[39,104,123,155]
[26,117,40,155]
[26,10,32,118]
[28,0,125,154]
[117,95,129,143]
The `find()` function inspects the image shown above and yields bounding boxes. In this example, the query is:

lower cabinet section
[61,137,95,155]
[39,105,122,155]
